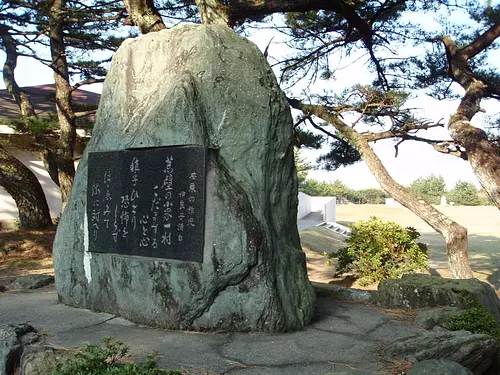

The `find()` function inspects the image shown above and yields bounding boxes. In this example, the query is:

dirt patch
[380,357,414,375]
[0,227,56,286]
[301,226,383,290]
[379,307,420,324]
[303,247,336,284]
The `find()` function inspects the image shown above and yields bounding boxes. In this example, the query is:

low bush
[442,307,500,341]
[330,216,428,286]
[442,293,500,342]
[52,337,182,375]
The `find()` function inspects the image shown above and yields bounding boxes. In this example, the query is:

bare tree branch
[72,78,105,91]
[74,109,97,118]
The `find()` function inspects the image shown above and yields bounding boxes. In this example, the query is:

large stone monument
[53,24,316,332]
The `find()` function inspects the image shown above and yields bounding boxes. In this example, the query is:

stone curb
[311,282,376,302]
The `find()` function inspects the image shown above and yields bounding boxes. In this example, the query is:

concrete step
[317,222,351,237]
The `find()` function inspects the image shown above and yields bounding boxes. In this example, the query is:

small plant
[443,306,500,341]
[329,216,428,286]
[52,337,182,375]
[8,114,59,134]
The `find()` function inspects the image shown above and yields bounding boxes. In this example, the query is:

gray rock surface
[9,275,54,290]
[20,346,72,375]
[312,282,375,302]
[0,323,38,375]
[408,359,473,375]
[53,24,315,332]
[1,288,425,374]
[414,307,464,330]
[382,330,498,374]
[377,274,500,324]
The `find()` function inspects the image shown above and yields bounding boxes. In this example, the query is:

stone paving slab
[0,288,115,333]
[0,286,423,375]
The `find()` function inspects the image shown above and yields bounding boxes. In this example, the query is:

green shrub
[330,216,428,286]
[442,307,500,341]
[52,337,181,375]
[442,292,500,341]
[8,114,59,134]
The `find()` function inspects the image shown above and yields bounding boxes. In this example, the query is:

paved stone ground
[0,286,423,374]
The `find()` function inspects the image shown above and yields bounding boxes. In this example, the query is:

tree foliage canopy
[0,0,126,86]
[409,175,447,205]
[300,178,351,199]
[299,178,387,204]
[447,181,481,206]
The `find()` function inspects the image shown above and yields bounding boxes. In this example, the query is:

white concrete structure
[323,197,337,223]
[310,196,336,212]
[0,146,64,221]
[297,193,344,235]
[297,192,312,219]
[385,197,402,207]
[297,193,336,223]
[440,195,447,206]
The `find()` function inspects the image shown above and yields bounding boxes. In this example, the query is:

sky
[0,4,498,192]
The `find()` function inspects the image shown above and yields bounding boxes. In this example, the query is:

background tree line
[408,175,493,206]
[299,178,388,204]
[299,175,493,206]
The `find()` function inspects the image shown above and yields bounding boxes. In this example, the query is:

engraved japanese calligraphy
[87,146,207,262]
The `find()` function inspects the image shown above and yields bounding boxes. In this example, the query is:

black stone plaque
[87,146,207,262]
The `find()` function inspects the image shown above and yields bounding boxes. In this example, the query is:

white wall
[385,198,402,207]
[323,197,336,223]
[297,194,337,223]
[310,196,336,212]
[0,147,63,220]
[297,192,312,219]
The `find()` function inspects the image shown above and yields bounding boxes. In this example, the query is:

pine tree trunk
[195,0,230,25]
[0,146,52,229]
[39,149,60,187]
[194,0,369,30]
[49,0,76,212]
[122,0,166,33]
[0,25,37,122]
[441,37,500,209]
[354,135,474,279]
[290,101,475,279]
[449,115,500,210]
[1,24,63,189]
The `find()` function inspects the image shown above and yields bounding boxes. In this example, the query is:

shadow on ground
[299,225,500,295]
[419,232,500,293]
